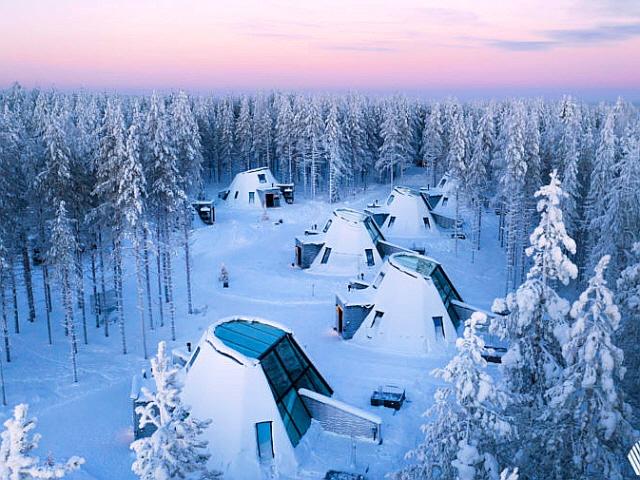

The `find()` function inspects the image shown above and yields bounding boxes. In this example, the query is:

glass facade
[363,216,383,245]
[214,320,333,447]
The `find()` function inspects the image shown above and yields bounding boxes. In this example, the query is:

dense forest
[0,83,639,478]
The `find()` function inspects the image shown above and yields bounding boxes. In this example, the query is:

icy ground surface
[0,170,506,479]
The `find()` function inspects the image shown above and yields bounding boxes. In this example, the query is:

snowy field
[0,170,506,479]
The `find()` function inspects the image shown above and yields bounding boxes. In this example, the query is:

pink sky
[1,0,639,97]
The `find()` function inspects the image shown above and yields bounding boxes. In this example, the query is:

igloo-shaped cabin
[420,173,459,228]
[219,167,294,208]
[294,208,409,276]
[366,186,439,245]
[335,252,483,356]
[136,316,382,479]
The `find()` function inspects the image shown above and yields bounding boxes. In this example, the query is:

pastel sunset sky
[1,0,639,98]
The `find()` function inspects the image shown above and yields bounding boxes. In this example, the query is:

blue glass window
[256,421,274,459]
[321,247,332,264]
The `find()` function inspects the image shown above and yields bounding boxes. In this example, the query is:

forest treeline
[0,84,638,374]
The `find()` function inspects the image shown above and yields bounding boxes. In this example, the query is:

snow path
[0,170,506,479]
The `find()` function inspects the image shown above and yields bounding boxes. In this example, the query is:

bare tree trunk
[142,225,154,330]
[0,347,6,405]
[90,242,100,329]
[61,268,78,383]
[20,234,36,323]
[113,235,126,354]
[98,227,107,322]
[0,280,11,363]
[155,220,165,328]
[9,257,19,334]
[134,230,148,359]
[162,217,177,341]
[183,211,194,315]
[76,249,88,345]
[42,266,52,345]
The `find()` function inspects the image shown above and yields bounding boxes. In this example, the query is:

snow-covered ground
[0,170,506,479]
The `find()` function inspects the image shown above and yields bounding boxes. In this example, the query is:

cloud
[247,32,311,40]
[544,22,640,43]
[320,44,397,52]
[485,21,640,52]
[413,7,480,24]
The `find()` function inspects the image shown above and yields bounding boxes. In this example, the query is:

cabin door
[295,246,302,266]
[336,305,344,333]
[265,193,275,208]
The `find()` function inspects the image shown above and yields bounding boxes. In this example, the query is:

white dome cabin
[219,167,294,209]
[132,316,382,479]
[366,186,439,247]
[335,252,483,356]
[420,173,459,229]
[294,208,410,276]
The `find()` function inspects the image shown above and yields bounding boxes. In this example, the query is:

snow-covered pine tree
[48,201,80,382]
[0,403,84,478]
[546,256,635,479]
[169,91,203,317]
[93,97,128,354]
[218,98,235,180]
[323,99,346,203]
[146,96,185,342]
[121,100,148,358]
[130,341,218,480]
[394,313,511,480]
[596,121,640,277]
[499,101,527,292]
[616,242,640,417]
[446,101,468,257]
[557,96,582,240]
[491,170,578,478]
[468,104,494,260]
[235,95,253,170]
[585,110,616,272]
[300,98,324,199]
[378,99,410,185]
[421,103,444,186]
[252,93,274,170]
[492,170,577,401]
[344,94,369,191]
[275,94,295,183]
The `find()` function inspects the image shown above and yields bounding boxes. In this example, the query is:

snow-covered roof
[422,173,458,219]
[181,316,333,478]
[305,208,385,275]
[223,167,284,208]
[372,186,439,241]
[342,252,463,356]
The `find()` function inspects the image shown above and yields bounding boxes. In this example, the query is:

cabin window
[256,421,274,460]
[370,311,384,328]
[439,178,447,188]
[386,195,395,206]
[373,272,385,289]
[258,173,267,184]
[323,219,332,233]
[321,247,332,264]
[365,249,375,267]
[249,191,255,204]
[186,346,200,371]
[423,217,430,229]
[234,191,239,199]
[387,216,396,229]
[442,197,449,207]
[433,316,445,340]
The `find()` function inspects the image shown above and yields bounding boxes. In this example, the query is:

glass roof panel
[214,320,286,358]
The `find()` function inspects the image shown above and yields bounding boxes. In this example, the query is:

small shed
[192,200,215,225]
